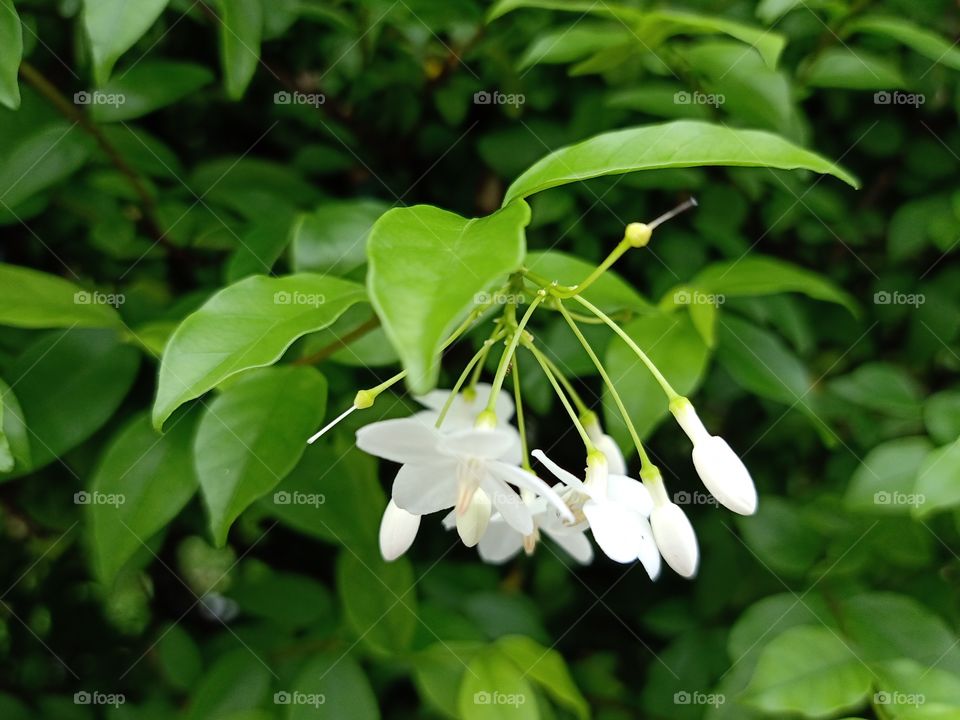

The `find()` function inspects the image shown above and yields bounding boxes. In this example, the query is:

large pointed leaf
[367,201,530,394]
[89,411,200,583]
[0,263,123,329]
[82,0,171,86]
[503,120,858,205]
[153,274,364,430]
[0,0,22,109]
[194,365,326,546]
[217,0,262,100]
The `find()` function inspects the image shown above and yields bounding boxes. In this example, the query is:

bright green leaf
[337,549,417,655]
[367,201,529,394]
[844,437,932,515]
[924,390,960,445]
[217,0,263,100]
[290,198,389,275]
[185,650,271,720]
[744,626,873,718]
[83,0,171,86]
[503,120,859,205]
[458,645,539,720]
[89,411,200,584]
[0,263,122,329]
[914,441,960,517]
[0,0,22,109]
[496,635,589,719]
[89,60,214,122]
[846,15,960,71]
[0,122,92,211]
[153,273,364,430]
[286,653,380,720]
[805,47,905,90]
[194,366,327,546]
[0,377,29,474]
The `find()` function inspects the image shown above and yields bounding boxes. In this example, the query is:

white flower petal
[481,477,532,534]
[635,517,661,580]
[416,383,515,428]
[583,500,641,563]
[650,503,699,578]
[593,433,627,475]
[392,461,458,515]
[489,462,575,523]
[607,474,654,516]
[531,449,588,493]
[379,500,421,561]
[547,527,594,565]
[441,509,456,530]
[477,521,524,563]
[456,488,491,546]
[356,418,442,464]
[439,427,517,460]
[692,436,758,515]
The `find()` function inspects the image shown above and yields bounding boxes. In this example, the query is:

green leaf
[230,567,333,630]
[914,441,960,517]
[737,496,824,577]
[503,120,859,205]
[496,635,589,719]
[153,273,364,430]
[367,201,530,394]
[729,593,835,666]
[0,122,92,211]
[290,198,389,275]
[830,363,923,421]
[89,411,200,584]
[683,255,859,315]
[0,377,30,474]
[0,263,122,329]
[756,0,801,25]
[0,0,22,110]
[194,366,327,546]
[924,390,960,445]
[839,593,960,672]
[336,549,417,655]
[413,642,486,719]
[82,0,171,86]
[458,645,539,720]
[285,653,380,720]
[844,437,932,515]
[846,15,960,71]
[89,60,214,122]
[217,0,263,100]
[603,311,710,447]
[805,47,905,90]
[156,624,203,691]
[716,315,830,439]
[185,650,271,720]
[2,329,139,478]
[518,22,630,70]
[261,439,384,555]
[744,626,873,718]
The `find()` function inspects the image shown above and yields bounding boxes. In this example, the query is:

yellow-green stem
[557,302,654,470]
[551,239,631,299]
[436,328,507,428]
[523,340,594,451]
[511,353,532,471]
[537,351,588,415]
[486,292,545,413]
[572,295,679,400]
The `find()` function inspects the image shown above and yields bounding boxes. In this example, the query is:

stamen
[306,404,357,444]
[647,196,698,230]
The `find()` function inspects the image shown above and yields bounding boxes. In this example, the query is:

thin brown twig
[293,315,381,365]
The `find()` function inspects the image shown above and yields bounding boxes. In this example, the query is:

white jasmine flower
[532,449,660,579]
[671,398,757,515]
[379,500,421,561]
[584,415,627,475]
[445,489,594,565]
[645,472,699,578]
[356,417,574,549]
[415,382,514,432]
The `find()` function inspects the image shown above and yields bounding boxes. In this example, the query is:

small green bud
[354,389,376,409]
[475,410,498,429]
[625,222,652,247]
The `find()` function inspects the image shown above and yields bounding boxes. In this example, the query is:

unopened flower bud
[379,500,420,561]
[650,502,699,578]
